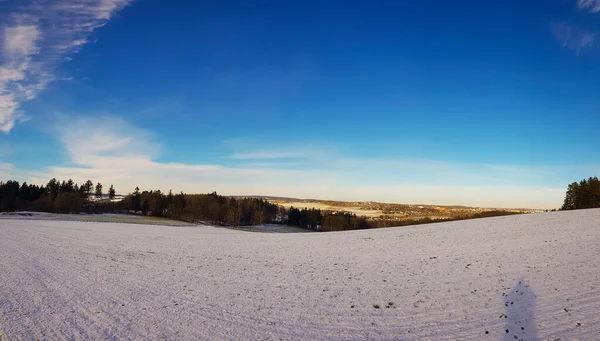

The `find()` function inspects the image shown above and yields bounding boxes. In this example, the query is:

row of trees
[284,208,522,231]
[0,179,282,227]
[0,179,116,213]
[561,176,600,210]
[117,190,281,226]
[286,207,369,231]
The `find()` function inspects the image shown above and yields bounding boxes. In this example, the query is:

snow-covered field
[0,212,196,227]
[1,209,599,340]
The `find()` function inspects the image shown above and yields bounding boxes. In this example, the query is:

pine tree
[562,177,600,210]
[561,182,578,210]
[47,178,60,199]
[84,180,94,197]
[141,198,149,215]
[132,186,141,212]
[95,182,103,199]
[108,185,116,200]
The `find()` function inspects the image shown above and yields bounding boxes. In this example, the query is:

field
[1,209,599,340]
[272,201,383,217]
[0,211,196,227]
[266,197,537,221]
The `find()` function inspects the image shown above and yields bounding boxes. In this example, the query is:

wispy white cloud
[16,116,582,209]
[3,24,40,57]
[0,0,133,133]
[551,0,600,54]
[23,116,332,195]
[552,22,598,54]
[577,0,600,12]
[59,116,160,167]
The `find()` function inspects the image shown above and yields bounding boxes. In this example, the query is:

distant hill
[235,195,540,223]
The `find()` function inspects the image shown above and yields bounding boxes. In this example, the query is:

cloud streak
[551,1,600,54]
[0,0,133,133]
[552,22,598,54]
[577,0,600,12]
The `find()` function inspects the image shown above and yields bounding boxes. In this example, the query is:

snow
[0,212,195,227]
[1,209,599,340]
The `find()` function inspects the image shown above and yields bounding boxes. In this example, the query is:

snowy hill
[1,209,599,340]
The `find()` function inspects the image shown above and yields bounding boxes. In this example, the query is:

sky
[1,0,599,209]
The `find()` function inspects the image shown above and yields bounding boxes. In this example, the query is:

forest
[286,207,370,232]
[0,179,281,226]
[561,176,600,210]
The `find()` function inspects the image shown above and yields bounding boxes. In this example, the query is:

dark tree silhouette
[95,182,103,199]
[132,186,141,213]
[108,185,116,200]
[562,177,600,210]
[84,180,94,197]
[141,198,149,215]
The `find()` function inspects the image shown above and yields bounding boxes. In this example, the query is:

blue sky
[1,0,599,208]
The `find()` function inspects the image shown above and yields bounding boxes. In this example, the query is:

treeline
[561,176,600,210]
[368,217,453,228]
[0,178,281,227]
[456,210,522,219]
[286,207,369,231]
[120,189,280,226]
[286,206,525,231]
[0,179,115,213]
[350,210,522,229]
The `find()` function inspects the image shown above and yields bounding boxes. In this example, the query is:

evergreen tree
[167,189,174,205]
[132,186,141,212]
[141,198,149,215]
[84,180,94,197]
[59,179,75,193]
[561,177,600,210]
[20,182,30,201]
[95,182,103,199]
[561,182,578,210]
[47,178,60,199]
[108,185,116,200]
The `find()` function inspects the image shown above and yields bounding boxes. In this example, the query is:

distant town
[249,196,540,226]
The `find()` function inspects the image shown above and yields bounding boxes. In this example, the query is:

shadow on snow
[503,277,539,341]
